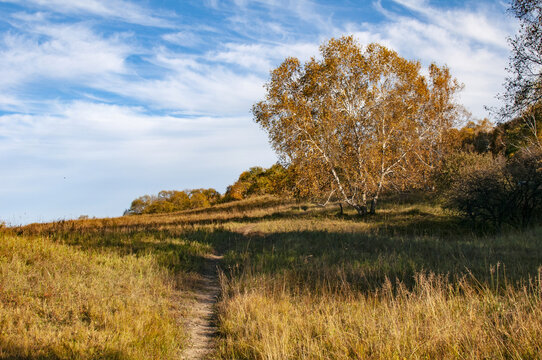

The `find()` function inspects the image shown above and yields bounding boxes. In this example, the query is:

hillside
[1,196,542,359]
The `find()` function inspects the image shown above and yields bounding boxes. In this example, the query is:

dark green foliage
[443,151,542,229]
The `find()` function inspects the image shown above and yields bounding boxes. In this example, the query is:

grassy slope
[1,195,542,359]
[0,225,212,358]
[214,204,542,359]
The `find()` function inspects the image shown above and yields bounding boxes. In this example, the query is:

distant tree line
[125,188,221,215]
[124,164,294,215]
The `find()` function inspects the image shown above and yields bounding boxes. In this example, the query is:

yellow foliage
[253,36,463,214]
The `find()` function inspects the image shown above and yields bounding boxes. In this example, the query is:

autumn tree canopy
[253,36,463,214]
[223,164,293,202]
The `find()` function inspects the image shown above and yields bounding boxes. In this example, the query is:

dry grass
[0,233,185,359]
[217,271,542,359]
[2,195,542,359]
[14,195,294,236]
[209,198,542,359]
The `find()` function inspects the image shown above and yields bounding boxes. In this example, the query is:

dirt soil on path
[182,254,223,360]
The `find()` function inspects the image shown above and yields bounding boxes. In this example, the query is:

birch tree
[253,36,462,214]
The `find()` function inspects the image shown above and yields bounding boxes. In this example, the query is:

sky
[0,0,517,225]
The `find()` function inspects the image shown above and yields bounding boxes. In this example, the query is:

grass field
[1,195,542,359]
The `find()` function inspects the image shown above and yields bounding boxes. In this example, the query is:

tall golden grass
[0,233,185,359]
[2,196,541,359]
[211,199,542,359]
[217,264,542,359]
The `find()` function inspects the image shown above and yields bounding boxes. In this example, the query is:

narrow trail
[182,254,223,360]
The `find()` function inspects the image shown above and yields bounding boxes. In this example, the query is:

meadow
[1,195,541,359]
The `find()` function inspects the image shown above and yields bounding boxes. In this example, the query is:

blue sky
[0,0,516,224]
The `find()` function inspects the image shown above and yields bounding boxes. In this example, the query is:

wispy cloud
[162,31,201,47]
[387,0,513,49]
[2,0,175,27]
[0,18,131,107]
[204,0,334,40]
[210,42,318,72]
[91,59,266,116]
[0,100,275,223]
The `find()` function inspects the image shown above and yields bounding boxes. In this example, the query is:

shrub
[443,150,542,228]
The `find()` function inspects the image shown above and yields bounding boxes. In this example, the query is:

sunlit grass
[0,233,185,359]
[208,199,542,359]
[217,272,542,359]
[2,195,542,359]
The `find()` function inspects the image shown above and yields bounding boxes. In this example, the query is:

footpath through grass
[1,196,542,359]
[0,224,212,358]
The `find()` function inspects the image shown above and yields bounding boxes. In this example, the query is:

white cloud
[162,31,201,47]
[92,68,266,116]
[0,93,23,109]
[389,0,513,49]
[81,46,267,116]
[3,0,174,27]
[0,21,131,93]
[207,0,333,39]
[92,40,319,116]
[0,101,274,164]
[210,42,318,72]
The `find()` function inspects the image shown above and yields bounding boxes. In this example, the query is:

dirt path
[182,254,223,360]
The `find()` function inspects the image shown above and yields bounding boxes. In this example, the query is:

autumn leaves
[253,36,462,215]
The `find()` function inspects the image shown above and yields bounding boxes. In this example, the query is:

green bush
[442,151,542,229]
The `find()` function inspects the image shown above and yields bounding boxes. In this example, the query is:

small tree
[500,0,542,118]
[169,191,191,209]
[253,36,462,214]
[126,195,153,215]
[189,190,211,209]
